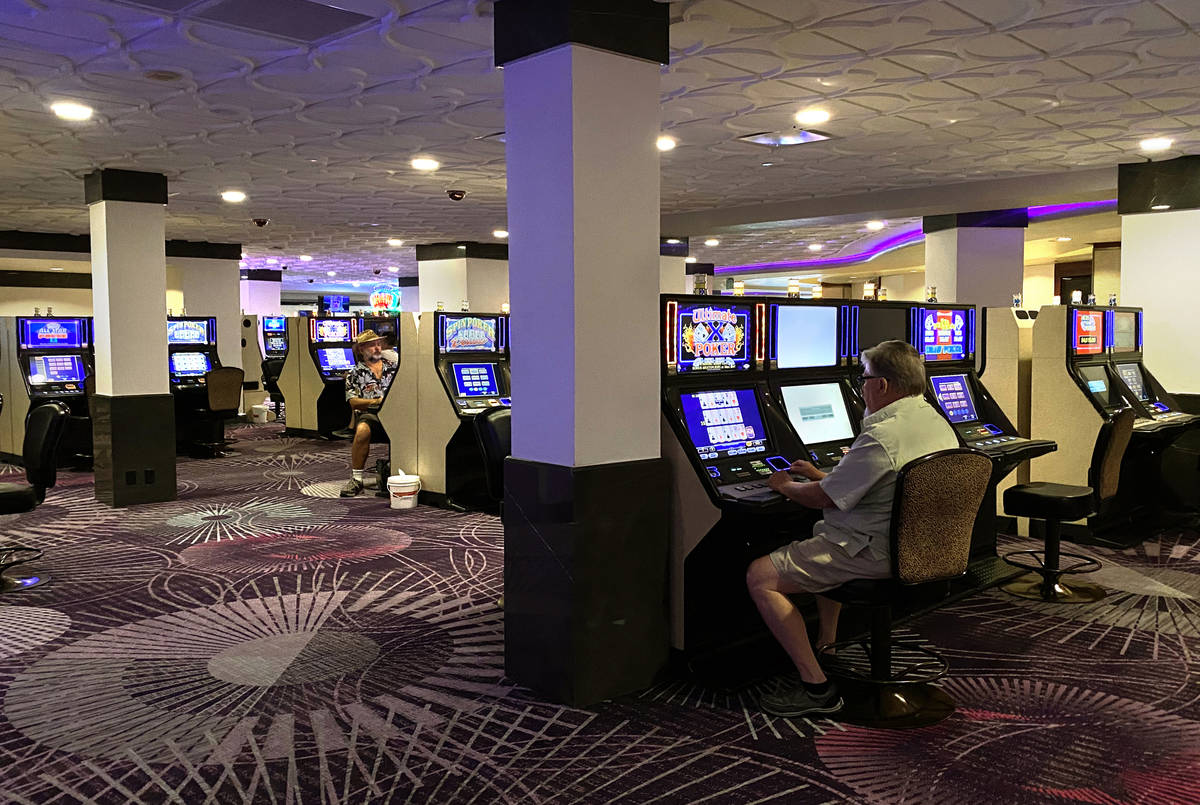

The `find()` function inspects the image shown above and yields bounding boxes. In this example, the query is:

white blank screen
[781,383,855,445]
[776,306,838,369]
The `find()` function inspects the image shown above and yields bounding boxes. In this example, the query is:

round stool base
[0,573,50,593]
[1002,572,1106,604]
[835,681,955,730]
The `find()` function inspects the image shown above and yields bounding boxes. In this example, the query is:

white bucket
[387,474,421,510]
[250,404,270,424]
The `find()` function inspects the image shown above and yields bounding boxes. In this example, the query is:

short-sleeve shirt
[344,356,397,404]
[815,394,959,560]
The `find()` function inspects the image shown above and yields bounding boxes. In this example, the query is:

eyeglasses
[856,373,884,390]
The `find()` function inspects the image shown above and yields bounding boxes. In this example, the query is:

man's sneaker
[340,478,364,497]
[759,680,842,718]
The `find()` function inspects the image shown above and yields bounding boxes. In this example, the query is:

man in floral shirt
[340,330,398,497]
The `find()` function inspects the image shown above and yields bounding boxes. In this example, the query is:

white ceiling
[0,0,1195,290]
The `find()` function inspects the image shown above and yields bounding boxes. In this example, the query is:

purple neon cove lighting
[715,227,924,273]
[1027,199,1117,218]
[717,198,1119,274]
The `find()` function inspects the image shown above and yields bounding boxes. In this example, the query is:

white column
[417,256,508,312]
[241,279,282,316]
[91,201,169,397]
[925,227,1025,308]
[659,255,686,294]
[1121,209,1200,393]
[506,44,661,467]
[1092,244,1121,305]
[174,257,243,372]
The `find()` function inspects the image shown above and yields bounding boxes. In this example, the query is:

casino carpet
[1,424,1200,803]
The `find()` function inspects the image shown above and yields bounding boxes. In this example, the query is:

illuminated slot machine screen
[441,315,500,354]
[317,348,354,372]
[929,374,980,424]
[321,295,350,314]
[775,305,838,368]
[20,318,86,350]
[1112,311,1138,353]
[1079,364,1124,409]
[679,389,769,460]
[265,336,288,353]
[780,382,855,444]
[262,316,287,333]
[920,309,968,362]
[1072,309,1105,356]
[452,363,499,397]
[314,319,351,343]
[170,352,212,377]
[1116,363,1148,400]
[167,320,210,346]
[673,302,753,373]
[856,307,908,352]
[27,355,86,385]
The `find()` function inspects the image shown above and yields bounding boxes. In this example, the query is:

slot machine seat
[816,448,992,729]
[472,407,512,508]
[0,401,69,592]
[182,367,245,458]
[1000,409,1134,604]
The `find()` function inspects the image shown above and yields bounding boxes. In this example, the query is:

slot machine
[659,294,812,664]
[0,316,94,467]
[261,316,289,359]
[277,316,357,439]
[401,311,510,509]
[167,316,220,390]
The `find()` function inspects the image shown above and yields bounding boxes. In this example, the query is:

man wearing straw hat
[341,329,398,497]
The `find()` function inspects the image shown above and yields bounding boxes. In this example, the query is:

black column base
[504,455,669,707]
[92,394,177,507]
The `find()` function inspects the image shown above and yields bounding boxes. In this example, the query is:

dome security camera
[252,218,270,227]
[446,189,467,201]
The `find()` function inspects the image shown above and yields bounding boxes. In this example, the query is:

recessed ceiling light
[411,157,440,171]
[740,130,830,147]
[656,135,677,152]
[1151,203,1171,210]
[49,266,64,271]
[761,162,775,167]
[808,243,824,252]
[51,101,93,121]
[386,238,404,246]
[265,258,278,265]
[865,220,886,231]
[327,271,336,276]
[457,244,467,250]
[352,281,360,287]
[1055,236,1072,242]
[299,255,313,261]
[795,107,831,126]
[1140,137,1173,152]
[387,266,399,272]
[685,257,698,264]
[665,238,681,244]
[241,252,247,258]
[704,238,719,247]
[493,229,509,239]
[220,190,246,203]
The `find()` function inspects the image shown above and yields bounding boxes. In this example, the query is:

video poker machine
[261,316,289,359]
[765,299,861,468]
[659,294,814,664]
[402,311,510,510]
[0,316,94,467]
[167,317,220,390]
[277,316,357,438]
[919,304,1056,563]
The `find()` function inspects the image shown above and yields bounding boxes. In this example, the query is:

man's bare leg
[746,556,826,684]
[351,422,371,470]
[815,595,841,652]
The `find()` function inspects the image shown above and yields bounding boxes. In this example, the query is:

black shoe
[759,680,843,718]
[340,478,364,497]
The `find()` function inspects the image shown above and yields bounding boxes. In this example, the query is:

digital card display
[676,303,751,373]
[679,389,768,460]
[452,363,499,397]
[170,352,211,376]
[20,318,85,350]
[265,336,288,353]
[921,309,967,362]
[316,348,354,372]
[167,319,210,345]
[27,355,85,385]
[1072,310,1104,356]
[930,374,979,424]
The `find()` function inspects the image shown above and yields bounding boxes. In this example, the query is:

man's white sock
[352,469,364,482]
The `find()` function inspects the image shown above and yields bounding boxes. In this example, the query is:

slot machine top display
[434,312,511,411]
[914,305,976,365]
[17,317,92,396]
[663,297,763,377]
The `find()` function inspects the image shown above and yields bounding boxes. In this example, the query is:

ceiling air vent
[197,0,375,43]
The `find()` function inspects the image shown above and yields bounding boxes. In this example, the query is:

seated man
[341,330,398,497]
[747,340,958,717]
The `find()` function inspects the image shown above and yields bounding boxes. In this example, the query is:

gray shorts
[769,536,891,593]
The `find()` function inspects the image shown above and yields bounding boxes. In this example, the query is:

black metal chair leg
[870,606,892,681]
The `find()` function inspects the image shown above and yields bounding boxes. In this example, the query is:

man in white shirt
[747,340,959,717]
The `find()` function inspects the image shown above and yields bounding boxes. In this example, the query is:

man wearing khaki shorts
[747,340,958,717]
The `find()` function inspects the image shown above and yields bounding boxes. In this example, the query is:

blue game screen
[170,352,211,376]
[930,374,979,424]
[921,309,968,362]
[262,316,286,332]
[27,355,86,384]
[20,318,85,349]
[167,319,210,345]
[453,363,499,397]
[317,348,354,371]
[679,388,768,460]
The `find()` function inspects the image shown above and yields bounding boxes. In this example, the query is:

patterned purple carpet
[2,423,1200,803]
